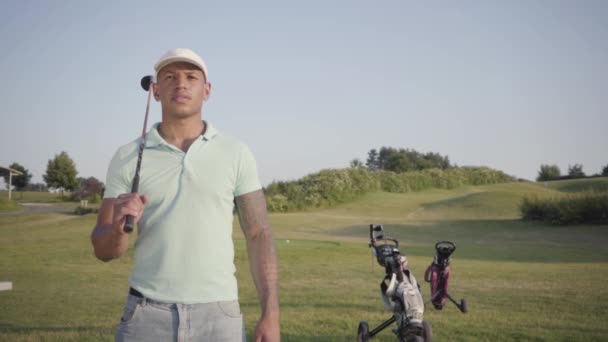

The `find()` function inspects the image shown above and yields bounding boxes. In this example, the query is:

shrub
[74,206,98,215]
[265,166,512,212]
[520,191,608,225]
[375,167,512,193]
[89,193,101,204]
[537,164,561,181]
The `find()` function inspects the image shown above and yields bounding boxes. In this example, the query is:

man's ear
[152,83,160,101]
[203,82,212,102]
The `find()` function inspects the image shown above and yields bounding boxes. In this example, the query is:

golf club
[124,75,154,233]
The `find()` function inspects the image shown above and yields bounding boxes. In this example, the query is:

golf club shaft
[124,86,153,233]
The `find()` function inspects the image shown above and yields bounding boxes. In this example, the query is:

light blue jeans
[115,294,246,342]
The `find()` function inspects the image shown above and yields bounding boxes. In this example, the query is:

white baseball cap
[154,48,209,81]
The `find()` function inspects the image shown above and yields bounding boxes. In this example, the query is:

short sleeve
[103,149,131,199]
[234,144,262,197]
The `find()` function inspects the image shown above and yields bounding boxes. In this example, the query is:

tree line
[536,163,608,182]
[1,152,104,202]
[351,147,451,173]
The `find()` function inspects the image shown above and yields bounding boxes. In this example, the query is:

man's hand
[91,193,148,261]
[112,193,149,233]
[255,315,280,342]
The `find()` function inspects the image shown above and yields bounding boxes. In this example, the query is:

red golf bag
[424,241,467,313]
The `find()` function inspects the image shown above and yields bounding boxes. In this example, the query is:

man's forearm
[236,190,280,319]
[91,225,129,262]
[246,227,280,318]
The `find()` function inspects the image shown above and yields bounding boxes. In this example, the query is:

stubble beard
[163,102,203,120]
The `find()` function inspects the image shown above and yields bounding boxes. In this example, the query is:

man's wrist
[261,307,280,321]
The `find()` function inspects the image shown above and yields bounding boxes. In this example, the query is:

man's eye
[188,75,198,80]
[164,75,174,80]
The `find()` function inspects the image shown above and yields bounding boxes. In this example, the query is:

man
[91,48,280,342]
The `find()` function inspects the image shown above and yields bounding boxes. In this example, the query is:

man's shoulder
[110,137,141,162]
[211,129,250,153]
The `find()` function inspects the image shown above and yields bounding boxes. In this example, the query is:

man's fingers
[112,193,148,231]
[113,205,142,221]
[114,194,147,210]
[119,207,141,218]
[117,193,144,202]
[114,202,142,215]
[117,193,135,199]
[140,194,149,206]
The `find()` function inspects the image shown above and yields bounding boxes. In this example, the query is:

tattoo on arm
[236,189,280,318]
[236,190,270,238]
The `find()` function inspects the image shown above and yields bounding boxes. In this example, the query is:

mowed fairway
[1,180,607,341]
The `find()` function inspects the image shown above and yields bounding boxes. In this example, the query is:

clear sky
[1,0,607,188]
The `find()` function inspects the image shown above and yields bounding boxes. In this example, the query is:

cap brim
[155,57,207,79]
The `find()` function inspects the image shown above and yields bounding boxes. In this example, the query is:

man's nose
[174,74,188,88]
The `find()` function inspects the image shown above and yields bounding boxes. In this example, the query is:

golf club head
[140,75,154,91]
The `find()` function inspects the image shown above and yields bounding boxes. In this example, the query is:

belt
[129,287,144,298]
[128,288,173,307]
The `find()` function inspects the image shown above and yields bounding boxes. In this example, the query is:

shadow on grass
[333,219,608,263]
[280,333,355,342]
[243,300,373,311]
[0,323,113,334]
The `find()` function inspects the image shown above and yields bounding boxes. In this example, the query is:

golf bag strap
[424,264,433,283]
[381,273,397,296]
[380,273,397,310]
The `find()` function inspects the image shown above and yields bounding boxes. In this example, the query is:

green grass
[1,180,607,341]
[0,198,22,212]
[0,191,71,203]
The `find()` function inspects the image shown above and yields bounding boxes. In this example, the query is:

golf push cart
[357,224,467,342]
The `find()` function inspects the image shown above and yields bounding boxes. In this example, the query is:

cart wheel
[460,299,468,313]
[357,321,370,342]
[422,320,432,342]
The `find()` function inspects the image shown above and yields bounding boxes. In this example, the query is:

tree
[536,164,561,181]
[601,164,608,177]
[377,147,394,171]
[366,149,379,171]
[71,176,105,201]
[1,162,32,190]
[385,151,414,173]
[366,146,452,173]
[568,164,585,178]
[43,151,79,192]
[350,159,364,168]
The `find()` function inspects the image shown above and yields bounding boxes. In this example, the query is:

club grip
[124,215,135,233]
[123,174,140,233]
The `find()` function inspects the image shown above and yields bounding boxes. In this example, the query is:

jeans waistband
[127,288,239,310]
[129,287,144,298]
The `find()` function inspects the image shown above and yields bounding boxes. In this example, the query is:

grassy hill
[542,177,608,193]
[0,179,607,341]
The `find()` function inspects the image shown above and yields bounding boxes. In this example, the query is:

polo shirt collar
[145,121,218,148]
[201,121,218,141]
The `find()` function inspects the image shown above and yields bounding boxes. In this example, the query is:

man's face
[153,62,210,118]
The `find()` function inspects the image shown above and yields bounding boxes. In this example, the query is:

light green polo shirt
[104,122,262,304]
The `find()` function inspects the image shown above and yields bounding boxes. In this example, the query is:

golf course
[1,178,607,341]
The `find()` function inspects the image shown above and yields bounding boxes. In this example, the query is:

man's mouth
[172,94,191,103]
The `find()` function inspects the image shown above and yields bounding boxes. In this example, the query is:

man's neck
[158,115,206,152]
